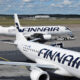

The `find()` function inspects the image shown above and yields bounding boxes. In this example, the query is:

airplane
[0,23,73,42]
[0,14,79,80]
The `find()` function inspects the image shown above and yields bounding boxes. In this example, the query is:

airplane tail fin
[14,14,27,43]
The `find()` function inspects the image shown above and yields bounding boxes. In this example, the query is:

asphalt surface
[0,26,80,80]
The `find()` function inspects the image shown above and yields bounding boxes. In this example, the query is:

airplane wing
[0,61,57,69]
[29,38,41,42]
[0,61,72,76]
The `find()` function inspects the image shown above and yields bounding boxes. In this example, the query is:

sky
[0,0,80,15]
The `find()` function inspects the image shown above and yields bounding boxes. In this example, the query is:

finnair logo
[16,23,24,32]
[23,27,60,32]
[38,48,80,69]
[16,24,60,32]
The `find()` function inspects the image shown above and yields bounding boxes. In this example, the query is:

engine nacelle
[30,68,49,80]
[43,34,51,40]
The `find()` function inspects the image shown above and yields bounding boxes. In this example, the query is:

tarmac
[0,26,80,80]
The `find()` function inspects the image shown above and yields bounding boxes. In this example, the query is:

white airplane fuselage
[0,26,72,37]
[16,37,80,78]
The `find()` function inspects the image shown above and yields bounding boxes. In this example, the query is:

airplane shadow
[0,50,27,62]
[0,75,79,80]
[64,47,80,52]
[0,76,30,80]
[49,72,80,80]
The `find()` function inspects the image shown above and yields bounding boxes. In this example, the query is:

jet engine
[43,34,51,40]
[30,68,49,80]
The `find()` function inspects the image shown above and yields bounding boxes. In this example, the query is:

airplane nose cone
[70,33,75,38]
[67,30,74,36]
[68,31,75,39]
[69,31,72,35]
[67,30,72,35]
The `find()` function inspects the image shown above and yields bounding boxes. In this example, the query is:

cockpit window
[65,27,71,31]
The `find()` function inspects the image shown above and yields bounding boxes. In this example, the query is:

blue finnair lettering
[38,48,80,69]
[16,23,24,32]
[23,27,59,32]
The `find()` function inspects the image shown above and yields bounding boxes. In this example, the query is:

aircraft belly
[67,67,80,78]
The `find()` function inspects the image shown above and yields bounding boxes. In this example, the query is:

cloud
[62,0,72,5]
[23,0,32,2]
[51,0,73,8]
[0,0,80,14]
[27,4,34,8]
[40,0,50,1]
[73,2,80,7]
[64,1,80,8]
[0,0,2,3]
[50,3,63,8]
